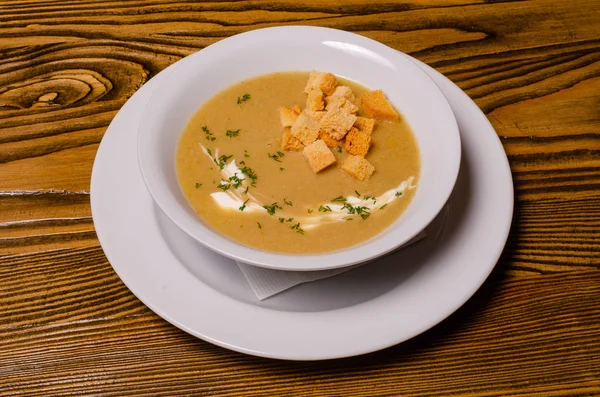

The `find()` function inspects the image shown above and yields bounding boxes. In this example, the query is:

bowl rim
[137,26,461,271]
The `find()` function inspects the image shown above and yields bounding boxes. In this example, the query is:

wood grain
[0,0,598,395]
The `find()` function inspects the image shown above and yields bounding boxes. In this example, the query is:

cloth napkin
[237,231,427,300]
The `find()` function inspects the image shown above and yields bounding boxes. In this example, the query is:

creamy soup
[176,72,420,254]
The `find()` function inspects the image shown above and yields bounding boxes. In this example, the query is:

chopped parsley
[206,148,212,156]
[290,222,305,234]
[237,93,251,104]
[244,150,250,158]
[283,198,292,206]
[337,145,342,153]
[195,183,202,189]
[363,195,376,202]
[257,222,262,229]
[278,217,285,223]
[342,203,371,220]
[286,218,294,222]
[243,186,249,194]
[214,154,233,170]
[346,218,353,221]
[318,205,332,212]
[226,129,240,138]
[280,167,285,171]
[380,204,388,210]
[239,199,249,212]
[268,151,285,162]
[395,191,403,197]
[240,165,257,186]
[202,126,215,141]
[263,202,282,215]
[307,209,313,214]
[228,174,244,189]
[355,190,361,197]
[331,195,346,203]
[217,182,231,192]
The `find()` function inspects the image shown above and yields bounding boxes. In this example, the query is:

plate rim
[90,51,513,361]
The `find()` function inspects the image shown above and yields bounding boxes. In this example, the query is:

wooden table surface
[1,0,599,395]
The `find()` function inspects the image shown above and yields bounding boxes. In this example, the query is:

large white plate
[90,53,513,360]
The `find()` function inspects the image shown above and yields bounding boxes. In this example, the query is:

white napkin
[237,231,427,300]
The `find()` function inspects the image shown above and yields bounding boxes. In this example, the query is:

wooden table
[1,1,599,395]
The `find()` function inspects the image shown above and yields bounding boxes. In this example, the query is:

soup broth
[176,72,420,254]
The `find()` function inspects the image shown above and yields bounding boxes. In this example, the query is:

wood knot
[0,69,113,110]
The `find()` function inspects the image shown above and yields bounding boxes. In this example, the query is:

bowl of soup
[137,26,461,271]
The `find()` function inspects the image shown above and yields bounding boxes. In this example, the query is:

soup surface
[176,72,420,254]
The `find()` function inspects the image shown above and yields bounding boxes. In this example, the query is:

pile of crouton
[278,70,399,181]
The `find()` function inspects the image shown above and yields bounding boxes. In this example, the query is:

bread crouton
[304,71,337,95]
[319,102,357,140]
[354,116,376,135]
[324,95,359,114]
[319,131,343,149]
[303,139,336,173]
[278,106,301,127]
[330,85,355,102]
[281,127,304,152]
[291,111,320,145]
[310,110,327,121]
[359,90,399,121]
[306,88,325,112]
[344,127,371,156]
[342,155,375,181]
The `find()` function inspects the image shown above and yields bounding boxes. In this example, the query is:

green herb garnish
[228,175,244,189]
[307,209,313,214]
[257,222,262,229]
[240,165,257,186]
[239,199,249,212]
[395,191,403,197]
[318,205,332,212]
[237,93,251,104]
[244,150,249,158]
[331,196,346,203]
[380,204,388,210]
[342,203,371,220]
[355,190,361,197]
[217,182,231,192]
[226,129,240,138]
[286,218,294,222]
[337,145,342,153]
[290,222,305,234]
[243,186,249,194]
[214,154,233,170]
[268,151,285,162]
[195,183,202,189]
[280,167,285,171]
[206,148,212,156]
[263,202,282,215]
[283,198,292,206]
[278,217,285,223]
[202,126,216,141]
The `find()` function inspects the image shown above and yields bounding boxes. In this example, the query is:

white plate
[137,26,461,271]
[91,53,513,360]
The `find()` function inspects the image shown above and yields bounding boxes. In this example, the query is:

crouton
[319,102,357,140]
[342,155,375,181]
[344,127,371,156]
[325,95,359,114]
[359,89,399,121]
[354,117,376,135]
[281,127,304,152]
[307,110,326,121]
[330,85,355,102]
[304,71,337,95]
[319,131,343,149]
[306,88,325,112]
[303,139,337,173]
[278,106,301,127]
[290,111,320,145]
